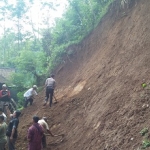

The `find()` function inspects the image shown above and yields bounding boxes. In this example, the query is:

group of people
[0,109,57,150]
[0,74,57,150]
[24,74,56,108]
[0,110,21,150]
[0,85,21,150]
[28,116,58,150]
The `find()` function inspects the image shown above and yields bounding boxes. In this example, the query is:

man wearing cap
[38,117,56,149]
[24,85,38,108]
[44,74,56,107]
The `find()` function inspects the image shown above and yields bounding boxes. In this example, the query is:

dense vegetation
[0,0,114,106]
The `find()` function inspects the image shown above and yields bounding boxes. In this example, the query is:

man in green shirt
[0,115,7,150]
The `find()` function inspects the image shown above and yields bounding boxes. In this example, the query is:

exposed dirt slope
[16,0,150,149]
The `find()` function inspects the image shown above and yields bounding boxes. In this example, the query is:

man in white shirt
[24,85,38,108]
[44,74,56,107]
[0,107,7,122]
[38,117,56,149]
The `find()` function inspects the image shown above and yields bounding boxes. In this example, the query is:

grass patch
[139,128,150,149]
[142,140,150,149]
[140,128,149,136]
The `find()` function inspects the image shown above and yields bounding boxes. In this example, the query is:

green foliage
[17,91,25,107]
[0,0,114,73]
[11,49,47,88]
[140,128,150,149]
[42,0,114,71]
[0,31,17,67]
[14,50,46,75]
[142,140,150,149]
[11,72,35,89]
[17,106,24,111]
[11,0,27,18]
[37,86,44,93]
[142,83,147,88]
[0,0,115,107]
[140,128,149,136]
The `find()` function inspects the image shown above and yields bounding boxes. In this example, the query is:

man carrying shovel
[44,74,56,107]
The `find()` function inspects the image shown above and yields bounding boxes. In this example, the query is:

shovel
[43,94,58,106]
[53,94,58,104]
[46,134,65,145]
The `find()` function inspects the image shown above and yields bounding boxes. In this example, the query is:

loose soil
[16,0,150,149]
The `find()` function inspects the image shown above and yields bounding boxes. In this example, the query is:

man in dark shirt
[7,110,21,150]
[27,116,44,150]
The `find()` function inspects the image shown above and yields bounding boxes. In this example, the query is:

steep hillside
[16,0,150,149]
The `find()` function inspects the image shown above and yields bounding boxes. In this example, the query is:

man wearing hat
[24,85,38,108]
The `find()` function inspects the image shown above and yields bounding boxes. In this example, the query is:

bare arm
[10,128,15,140]
[47,129,55,137]
[1,94,8,97]
[10,119,19,141]
[1,90,10,98]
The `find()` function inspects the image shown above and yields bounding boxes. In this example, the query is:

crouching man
[24,85,38,108]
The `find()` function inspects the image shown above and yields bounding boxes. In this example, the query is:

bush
[17,91,25,108]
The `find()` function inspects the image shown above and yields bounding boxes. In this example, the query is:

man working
[24,85,38,108]
[44,74,56,107]
[38,117,57,148]
[6,110,21,150]
[27,116,44,150]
